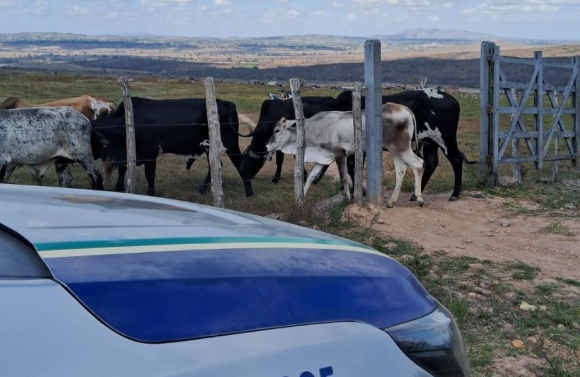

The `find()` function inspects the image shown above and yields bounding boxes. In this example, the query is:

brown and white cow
[0,95,117,120]
[265,102,425,208]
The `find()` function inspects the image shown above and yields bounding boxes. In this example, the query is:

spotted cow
[0,107,103,189]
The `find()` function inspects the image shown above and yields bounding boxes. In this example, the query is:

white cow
[266,102,425,208]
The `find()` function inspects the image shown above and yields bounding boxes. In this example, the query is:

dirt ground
[344,192,580,281]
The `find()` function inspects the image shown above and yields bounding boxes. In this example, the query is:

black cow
[90,97,254,197]
[239,89,476,201]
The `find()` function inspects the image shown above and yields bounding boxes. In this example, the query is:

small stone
[468,292,477,298]
[504,292,515,299]
[487,232,494,236]
[564,203,577,210]
[376,218,385,224]
[473,287,493,296]
[512,339,525,349]
[265,213,282,220]
[557,324,565,330]
[572,322,579,329]
[527,336,538,344]
[501,220,511,227]
[499,176,520,186]
[539,305,548,312]
[488,219,495,223]
[520,302,537,312]
[479,280,493,289]
[382,242,397,251]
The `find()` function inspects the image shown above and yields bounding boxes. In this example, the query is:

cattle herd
[0,88,476,207]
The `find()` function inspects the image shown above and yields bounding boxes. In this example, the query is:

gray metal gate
[480,41,580,186]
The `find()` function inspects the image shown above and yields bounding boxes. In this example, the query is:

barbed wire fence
[1,73,372,210]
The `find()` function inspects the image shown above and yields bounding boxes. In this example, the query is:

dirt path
[344,192,580,280]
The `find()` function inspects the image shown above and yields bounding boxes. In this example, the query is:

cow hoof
[198,186,209,195]
[147,190,156,196]
[410,194,417,202]
[271,178,280,184]
[449,196,459,202]
[418,199,425,208]
[386,202,394,208]
[115,186,125,192]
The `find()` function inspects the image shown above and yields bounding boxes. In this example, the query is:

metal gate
[480,41,580,186]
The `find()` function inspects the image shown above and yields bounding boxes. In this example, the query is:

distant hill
[374,28,502,41]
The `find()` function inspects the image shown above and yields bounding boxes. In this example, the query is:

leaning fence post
[552,90,559,182]
[204,77,225,208]
[352,81,364,206]
[118,77,137,194]
[289,78,305,206]
[535,51,544,170]
[364,40,383,205]
[574,56,580,167]
[512,89,522,184]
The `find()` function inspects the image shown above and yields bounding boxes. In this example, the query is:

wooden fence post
[118,77,137,194]
[552,90,559,182]
[574,56,580,167]
[352,81,364,206]
[490,44,501,187]
[204,77,225,208]
[289,78,305,206]
[535,51,544,170]
[512,89,522,183]
[364,40,383,205]
[480,42,491,183]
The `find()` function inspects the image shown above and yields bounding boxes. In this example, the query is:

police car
[0,184,469,376]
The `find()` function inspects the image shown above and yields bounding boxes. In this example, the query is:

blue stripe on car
[45,247,435,343]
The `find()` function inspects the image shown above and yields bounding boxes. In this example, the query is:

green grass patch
[505,261,541,280]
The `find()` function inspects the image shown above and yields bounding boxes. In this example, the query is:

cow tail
[411,110,419,153]
[226,106,253,138]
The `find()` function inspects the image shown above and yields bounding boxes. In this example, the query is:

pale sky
[0,0,578,40]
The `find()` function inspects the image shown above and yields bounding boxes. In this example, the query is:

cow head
[90,129,110,161]
[265,117,297,155]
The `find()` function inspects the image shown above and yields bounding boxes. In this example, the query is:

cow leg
[303,163,325,197]
[443,144,465,201]
[271,151,285,183]
[387,155,407,208]
[144,160,157,196]
[102,160,116,189]
[75,159,103,190]
[400,150,425,207]
[2,165,17,183]
[198,161,224,195]
[411,140,438,202]
[336,155,352,201]
[55,160,73,188]
[115,163,127,192]
[311,164,330,185]
[197,153,210,194]
[0,163,7,183]
[225,148,254,197]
